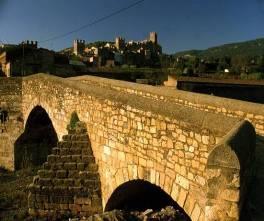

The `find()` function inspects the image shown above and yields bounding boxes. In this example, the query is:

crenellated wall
[0,74,257,220]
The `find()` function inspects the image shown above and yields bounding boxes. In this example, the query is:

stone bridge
[0,74,259,221]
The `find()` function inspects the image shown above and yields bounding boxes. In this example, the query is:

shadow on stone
[14,105,58,170]
[27,119,102,218]
[105,179,191,221]
[206,120,256,221]
[244,134,264,221]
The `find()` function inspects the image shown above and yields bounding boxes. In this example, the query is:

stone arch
[14,105,58,169]
[98,159,205,220]
[98,156,207,218]
[104,179,190,220]
[22,98,68,140]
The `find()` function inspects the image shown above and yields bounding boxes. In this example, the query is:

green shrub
[67,111,80,131]
[240,72,264,80]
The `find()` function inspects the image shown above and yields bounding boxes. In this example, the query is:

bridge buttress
[28,122,102,218]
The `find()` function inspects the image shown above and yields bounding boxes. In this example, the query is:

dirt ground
[0,167,40,221]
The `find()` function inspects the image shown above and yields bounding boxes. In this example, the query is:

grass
[0,166,40,221]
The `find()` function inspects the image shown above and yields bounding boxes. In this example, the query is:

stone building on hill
[149,32,158,44]
[69,32,162,68]
[115,37,125,50]
[73,39,85,56]
[0,41,70,77]
[0,41,54,77]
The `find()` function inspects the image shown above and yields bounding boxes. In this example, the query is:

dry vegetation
[0,167,40,221]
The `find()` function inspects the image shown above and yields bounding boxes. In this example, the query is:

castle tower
[115,37,125,50]
[21,40,38,49]
[73,39,85,56]
[149,32,158,45]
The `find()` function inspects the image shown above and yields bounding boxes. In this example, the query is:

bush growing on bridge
[67,111,80,131]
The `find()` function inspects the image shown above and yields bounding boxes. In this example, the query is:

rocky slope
[71,206,189,221]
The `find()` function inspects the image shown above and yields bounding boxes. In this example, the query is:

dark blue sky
[0,0,264,53]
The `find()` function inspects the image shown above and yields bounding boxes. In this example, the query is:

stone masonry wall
[0,77,23,170]
[21,74,246,221]
[28,122,102,218]
[206,120,255,221]
[71,76,264,136]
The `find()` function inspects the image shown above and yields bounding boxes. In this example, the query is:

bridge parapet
[71,75,264,136]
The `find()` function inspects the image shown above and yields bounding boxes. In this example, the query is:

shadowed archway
[14,105,58,169]
[105,179,191,220]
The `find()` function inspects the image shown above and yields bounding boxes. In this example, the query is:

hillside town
[1,31,264,82]
[63,31,162,68]
[0,32,162,77]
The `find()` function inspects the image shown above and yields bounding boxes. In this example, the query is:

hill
[174,38,264,58]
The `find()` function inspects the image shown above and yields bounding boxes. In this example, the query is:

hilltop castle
[70,32,161,67]
[73,39,85,56]
[73,32,160,56]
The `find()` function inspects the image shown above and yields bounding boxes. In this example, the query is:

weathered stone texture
[206,121,255,221]
[0,74,257,220]
[0,78,23,170]
[74,75,264,136]
[28,122,102,218]
[22,74,232,220]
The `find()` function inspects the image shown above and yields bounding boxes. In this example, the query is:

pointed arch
[14,105,58,169]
